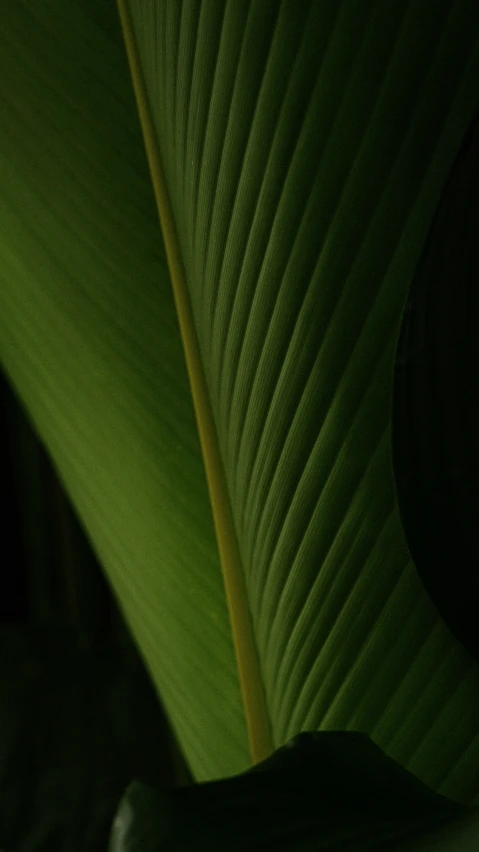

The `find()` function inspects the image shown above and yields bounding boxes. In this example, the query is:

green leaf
[0,0,249,782]
[108,731,479,851]
[1,0,479,822]
[121,0,479,800]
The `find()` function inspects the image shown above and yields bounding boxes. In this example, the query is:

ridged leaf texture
[1,0,479,811]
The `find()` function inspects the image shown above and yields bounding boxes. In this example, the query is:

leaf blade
[0,0,250,781]
[126,0,479,803]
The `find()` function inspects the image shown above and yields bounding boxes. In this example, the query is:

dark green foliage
[0,375,189,851]
[392,107,479,663]
[109,732,478,851]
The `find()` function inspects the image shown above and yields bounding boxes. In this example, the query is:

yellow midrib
[116,0,272,768]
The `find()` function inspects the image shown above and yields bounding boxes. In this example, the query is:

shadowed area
[0,370,192,852]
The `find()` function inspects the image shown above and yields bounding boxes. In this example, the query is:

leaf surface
[123,0,479,802]
[0,0,249,781]
[1,0,479,806]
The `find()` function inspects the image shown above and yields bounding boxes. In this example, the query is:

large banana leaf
[0,0,249,782]
[1,0,479,819]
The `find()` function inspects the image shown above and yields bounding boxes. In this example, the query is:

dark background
[0,369,192,852]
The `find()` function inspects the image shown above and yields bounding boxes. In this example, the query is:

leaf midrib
[116,0,272,766]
